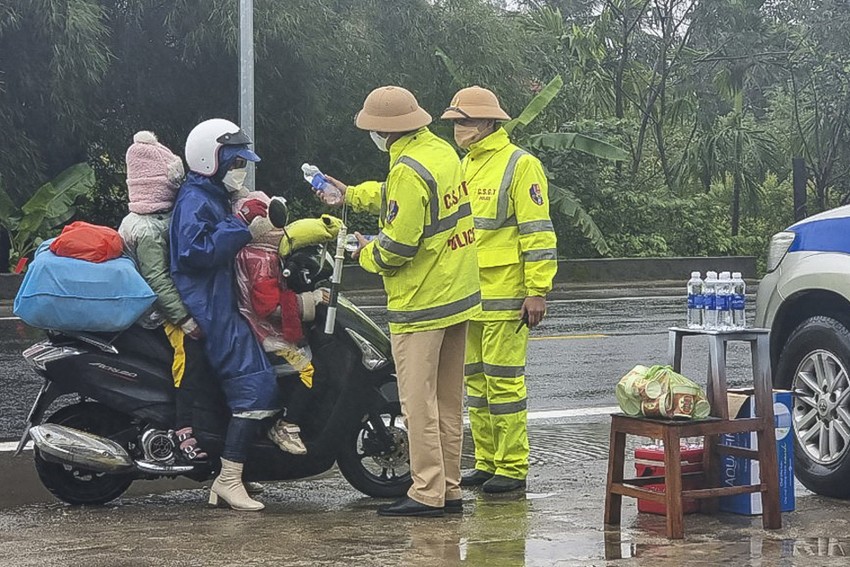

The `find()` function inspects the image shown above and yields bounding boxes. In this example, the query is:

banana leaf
[434,48,466,87]
[527,132,629,161]
[549,182,610,256]
[504,75,564,135]
[17,163,95,238]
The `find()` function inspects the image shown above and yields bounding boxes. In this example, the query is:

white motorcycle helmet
[184,118,256,176]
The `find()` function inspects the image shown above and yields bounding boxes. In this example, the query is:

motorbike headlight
[766,231,796,273]
[345,329,389,371]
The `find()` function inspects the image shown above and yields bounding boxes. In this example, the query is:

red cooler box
[634,445,704,515]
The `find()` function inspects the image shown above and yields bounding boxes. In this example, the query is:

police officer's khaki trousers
[391,321,468,507]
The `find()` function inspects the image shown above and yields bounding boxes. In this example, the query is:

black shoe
[460,469,494,487]
[377,497,444,517]
[444,499,463,514]
[482,475,526,494]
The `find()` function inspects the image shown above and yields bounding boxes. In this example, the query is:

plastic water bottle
[302,163,342,205]
[717,271,734,331]
[731,272,746,329]
[686,272,704,329]
[702,271,718,330]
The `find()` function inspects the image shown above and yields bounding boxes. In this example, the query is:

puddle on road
[603,531,850,564]
[527,423,611,465]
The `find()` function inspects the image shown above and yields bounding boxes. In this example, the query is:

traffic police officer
[442,86,558,493]
[321,86,481,516]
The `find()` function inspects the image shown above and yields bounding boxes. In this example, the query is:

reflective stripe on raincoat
[461,128,558,321]
[346,127,481,334]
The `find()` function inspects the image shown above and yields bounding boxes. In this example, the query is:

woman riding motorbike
[169,119,279,512]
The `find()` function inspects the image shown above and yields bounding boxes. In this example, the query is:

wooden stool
[604,327,782,539]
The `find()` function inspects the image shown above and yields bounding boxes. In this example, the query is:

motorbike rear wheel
[336,401,412,498]
[33,402,135,505]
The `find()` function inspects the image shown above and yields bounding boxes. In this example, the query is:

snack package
[616,365,711,419]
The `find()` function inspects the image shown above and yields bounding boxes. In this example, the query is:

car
[755,204,850,497]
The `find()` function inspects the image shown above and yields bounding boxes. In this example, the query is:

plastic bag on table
[615,365,710,419]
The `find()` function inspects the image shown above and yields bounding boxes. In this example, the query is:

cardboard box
[634,445,704,515]
[719,389,795,515]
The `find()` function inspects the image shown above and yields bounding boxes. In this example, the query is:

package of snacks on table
[616,365,711,419]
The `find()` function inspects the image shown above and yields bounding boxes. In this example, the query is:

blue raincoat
[169,157,279,414]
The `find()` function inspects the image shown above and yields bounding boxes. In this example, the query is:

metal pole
[239,0,255,190]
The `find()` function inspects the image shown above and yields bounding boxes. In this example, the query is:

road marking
[0,316,20,321]
[529,334,607,341]
[527,406,619,420]
[0,406,621,453]
[0,441,30,453]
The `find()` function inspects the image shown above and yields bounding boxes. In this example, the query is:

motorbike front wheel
[33,402,135,505]
[336,401,412,498]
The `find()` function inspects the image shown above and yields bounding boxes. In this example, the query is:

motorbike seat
[108,325,174,367]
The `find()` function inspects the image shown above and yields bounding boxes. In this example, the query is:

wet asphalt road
[0,293,758,440]
[1,418,849,567]
[4,293,850,565]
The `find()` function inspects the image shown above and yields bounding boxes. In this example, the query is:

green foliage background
[2,0,849,270]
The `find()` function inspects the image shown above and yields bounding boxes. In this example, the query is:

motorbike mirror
[268,196,289,228]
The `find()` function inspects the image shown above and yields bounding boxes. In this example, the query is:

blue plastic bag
[14,240,157,332]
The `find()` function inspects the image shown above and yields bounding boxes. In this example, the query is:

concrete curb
[341,256,757,293]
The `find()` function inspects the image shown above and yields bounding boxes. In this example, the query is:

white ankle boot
[209,458,264,511]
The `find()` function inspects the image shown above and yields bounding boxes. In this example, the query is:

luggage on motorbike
[49,221,124,263]
[14,240,157,332]
[278,214,342,256]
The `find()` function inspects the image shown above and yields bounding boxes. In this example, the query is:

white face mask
[223,168,248,193]
[370,131,389,153]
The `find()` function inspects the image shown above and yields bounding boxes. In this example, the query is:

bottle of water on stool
[686,271,704,329]
[717,271,734,331]
[702,271,718,330]
[731,272,746,329]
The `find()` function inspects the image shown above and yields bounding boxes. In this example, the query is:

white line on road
[0,441,30,453]
[0,406,620,453]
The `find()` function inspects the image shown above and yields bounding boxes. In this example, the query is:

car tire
[776,315,850,498]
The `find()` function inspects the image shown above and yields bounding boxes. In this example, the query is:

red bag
[49,221,124,263]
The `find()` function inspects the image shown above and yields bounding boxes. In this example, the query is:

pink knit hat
[234,191,285,249]
[126,131,185,214]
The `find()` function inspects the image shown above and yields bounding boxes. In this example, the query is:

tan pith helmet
[441,86,511,121]
[355,86,432,132]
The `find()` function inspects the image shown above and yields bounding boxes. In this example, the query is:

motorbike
[14,241,411,505]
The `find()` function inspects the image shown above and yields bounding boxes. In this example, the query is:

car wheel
[776,316,850,498]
